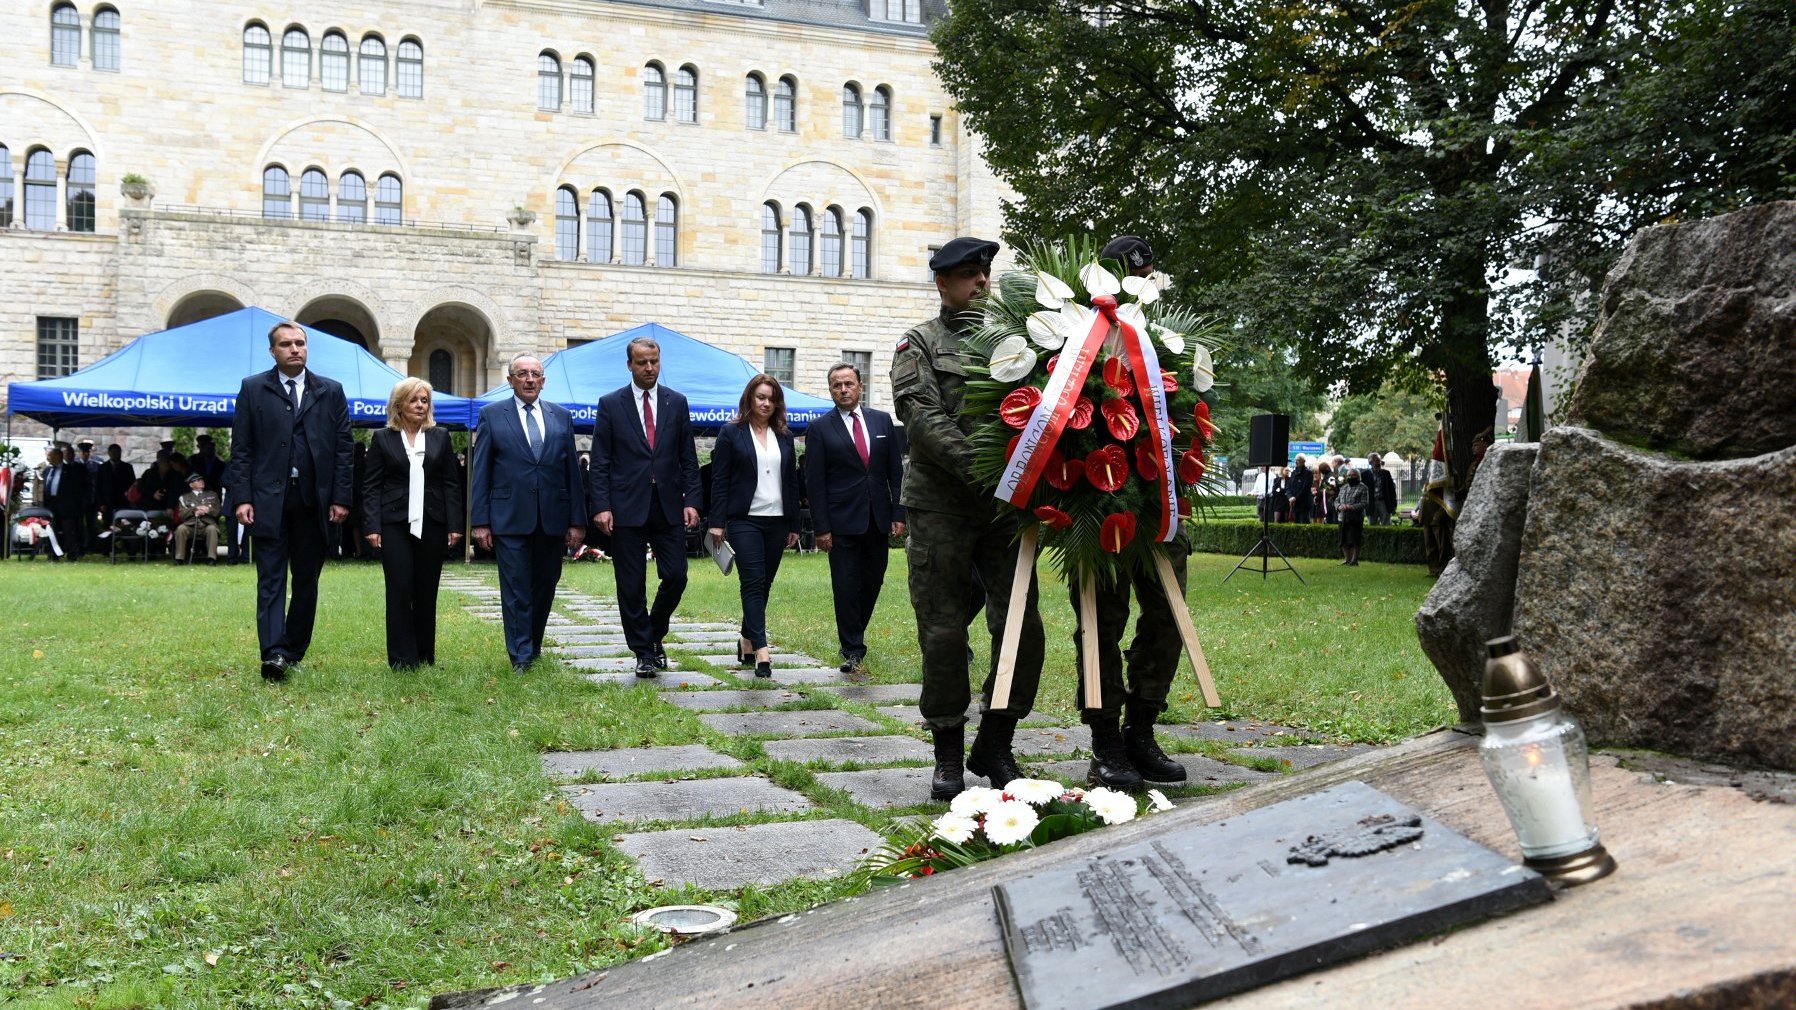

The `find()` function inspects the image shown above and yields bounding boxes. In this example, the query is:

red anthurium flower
[1033,504,1073,530]
[1044,451,1084,491]
[1045,354,1060,374]
[1068,396,1095,430]
[1102,398,1140,441]
[1135,442,1163,482]
[1103,356,1135,397]
[1099,512,1137,553]
[1178,496,1193,518]
[1000,387,1042,430]
[1194,400,1212,423]
[1006,434,1022,463]
[1085,445,1129,492]
[1160,370,1179,393]
[1177,449,1207,484]
[1192,400,1217,440]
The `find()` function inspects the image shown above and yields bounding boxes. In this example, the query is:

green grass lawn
[0,551,1451,1008]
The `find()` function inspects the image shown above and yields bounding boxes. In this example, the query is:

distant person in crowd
[803,362,906,674]
[41,445,89,561]
[1265,466,1289,523]
[707,375,802,679]
[97,443,135,526]
[1288,456,1314,523]
[172,471,222,564]
[189,434,226,491]
[160,452,191,508]
[75,440,101,550]
[1335,466,1369,566]
[229,320,355,682]
[587,337,702,679]
[1314,459,1336,524]
[471,355,585,675]
[1367,454,1397,526]
[363,378,464,670]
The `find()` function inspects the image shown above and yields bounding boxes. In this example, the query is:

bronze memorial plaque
[994,780,1551,1010]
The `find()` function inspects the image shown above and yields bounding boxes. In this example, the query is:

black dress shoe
[652,641,669,670]
[754,661,773,679]
[635,659,659,679]
[260,655,290,682]
[511,663,531,675]
[839,654,865,674]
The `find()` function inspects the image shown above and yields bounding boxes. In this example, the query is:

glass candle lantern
[1478,636,1617,886]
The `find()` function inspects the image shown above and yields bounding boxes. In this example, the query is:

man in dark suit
[96,442,135,528]
[804,362,906,673]
[587,336,701,678]
[41,445,89,561]
[228,321,355,682]
[470,354,586,674]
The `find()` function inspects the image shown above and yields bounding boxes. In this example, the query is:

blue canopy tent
[6,307,476,431]
[474,322,833,433]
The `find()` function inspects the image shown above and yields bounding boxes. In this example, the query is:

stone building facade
[0,0,1010,442]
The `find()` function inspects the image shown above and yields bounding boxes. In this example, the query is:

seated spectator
[173,472,222,564]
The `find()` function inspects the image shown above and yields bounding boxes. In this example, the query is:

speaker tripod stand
[1224,511,1306,584]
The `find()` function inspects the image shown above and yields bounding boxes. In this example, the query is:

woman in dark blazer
[706,375,801,678]
[362,377,464,669]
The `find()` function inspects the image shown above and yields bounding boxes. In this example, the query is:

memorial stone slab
[583,671,721,689]
[994,780,1548,1010]
[559,776,813,823]
[698,710,882,737]
[540,745,744,780]
[657,688,810,711]
[762,734,933,766]
[815,767,952,809]
[613,818,886,890]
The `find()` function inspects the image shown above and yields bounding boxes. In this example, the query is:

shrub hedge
[1188,518,1426,564]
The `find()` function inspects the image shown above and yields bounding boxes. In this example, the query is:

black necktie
[286,378,300,411]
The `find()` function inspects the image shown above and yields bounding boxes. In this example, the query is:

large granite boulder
[1512,426,1796,770]
[1566,201,1796,460]
[1416,442,1538,723]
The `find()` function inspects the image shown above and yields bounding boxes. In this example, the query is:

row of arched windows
[243,22,422,97]
[262,166,403,224]
[0,144,95,232]
[760,203,873,278]
[49,3,119,70]
[553,188,679,266]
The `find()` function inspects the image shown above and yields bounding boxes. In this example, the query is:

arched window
[842,84,863,139]
[358,34,386,95]
[586,188,613,263]
[621,192,647,265]
[66,152,96,233]
[320,31,349,90]
[760,202,782,273]
[745,73,767,130]
[374,173,402,225]
[655,195,678,266]
[338,171,367,223]
[24,150,56,230]
[851,208,873,278]
[642,63,666,121]
[555,186,580,261]
[870,86,892,141]
[789,204,813,277]
[571,56,595,114]
[261,165,292,219]
[537,51,562,111]
[775,76,797,133]
[92,8,120,70]
[0,145,13,227]
[51,4,80,67]
[243,23,272,84]
[674,65,698,123]
[282,27,310,88]
[299,168,330,220]
[820,206,844,277]
[395,38,423,98]
[428,349,453,393]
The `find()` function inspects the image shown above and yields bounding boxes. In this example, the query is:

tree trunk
[1436,261,1497,497]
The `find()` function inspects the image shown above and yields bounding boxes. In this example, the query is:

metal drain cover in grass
[631,904,737,935]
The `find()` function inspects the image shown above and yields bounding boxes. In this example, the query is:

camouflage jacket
[891,306,989,519]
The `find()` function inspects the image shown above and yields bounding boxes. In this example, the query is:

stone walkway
[439,570,1378,892]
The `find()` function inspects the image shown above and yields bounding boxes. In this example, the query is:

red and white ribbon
[1115,308,1179,542]
[996,302,1108,507]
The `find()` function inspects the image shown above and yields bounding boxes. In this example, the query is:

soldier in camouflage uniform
[892,237,1045,802]
[1074,236,1190,790]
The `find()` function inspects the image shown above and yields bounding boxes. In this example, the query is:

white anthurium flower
[931,812,979,845]
[1115,301,1149,338]
[1034,270,1074,310]
[982,800,1042,846]
[1079,261,1122,298]
[1191,343,1216,392]
[1151,323,1186,356]
[1121,273,1161,305]
[1025,310,1068,350]
[1083,787,1138,825]
[1149,269,1173,292]
[949,786,1004,817]
[987,335,1038,382]
[1003,778,1065,806]
[1146,789,1173,813]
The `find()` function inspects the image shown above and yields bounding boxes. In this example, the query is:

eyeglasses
[511,370,544,380]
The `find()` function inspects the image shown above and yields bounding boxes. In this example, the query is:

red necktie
[643,391,656,451]
[851,412,869,467]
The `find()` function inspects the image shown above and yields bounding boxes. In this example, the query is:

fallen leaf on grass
[204,952,219,966]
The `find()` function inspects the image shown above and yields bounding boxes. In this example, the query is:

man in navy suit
[228,321,355,681]
[587,337,702,678]
[470,354,586,674]
[804,362,906,673]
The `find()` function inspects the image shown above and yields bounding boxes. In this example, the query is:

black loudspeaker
[1247,414,1291,468]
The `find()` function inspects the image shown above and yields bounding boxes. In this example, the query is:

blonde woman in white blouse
[362,377,464,669]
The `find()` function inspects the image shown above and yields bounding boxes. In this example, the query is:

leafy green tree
[1209,341,1325,483]
[1329,384,1441,459]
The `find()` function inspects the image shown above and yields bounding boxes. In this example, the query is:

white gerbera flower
[949,786,1004,817]
[931,812,978,845]
[1191,343,1215,392]
[1151,323,1186,356]
[982,800,1041,846]
[1002,778,1064,806]
[1079,261,1121,298]
[1083,787,1138,825]
[1034,270,1074,310]
[1121,273,1161,305]
[1025,310,1068,349]
[987,335,1038,382]
[1146,789,1173,812]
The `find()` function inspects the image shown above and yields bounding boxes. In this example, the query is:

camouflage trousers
[1070,542,1189,724]
[906,507,1044,729]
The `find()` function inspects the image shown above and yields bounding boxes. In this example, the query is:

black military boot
[930,725,966,801]
[1087,718,1145,790]
[1123,721,1187,783]
[966,713,1023,789]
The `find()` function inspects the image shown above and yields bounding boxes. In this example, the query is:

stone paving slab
[560,776,813,823]
[613,818,885,890]
[1011,725,1094,757]
[1022,754,1271,788]
[744,666,856,686]
[869,705,1065,729]
[551,644,636,658]
[541,745,744,779]
[567,656,683,672]
[1232,743,1379,770]
[698,710,882,737]
[761,735,933,766]
[667,631,761,644]
[814,767,949,809]
[658,688,812,711]
[1159,720,1305,744]
[583,670,722,688]
[695,653,819,668]
[816,683,922,704]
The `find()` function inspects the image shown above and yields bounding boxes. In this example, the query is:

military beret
[929,237,1000,273]
[1100,235,1155,271]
